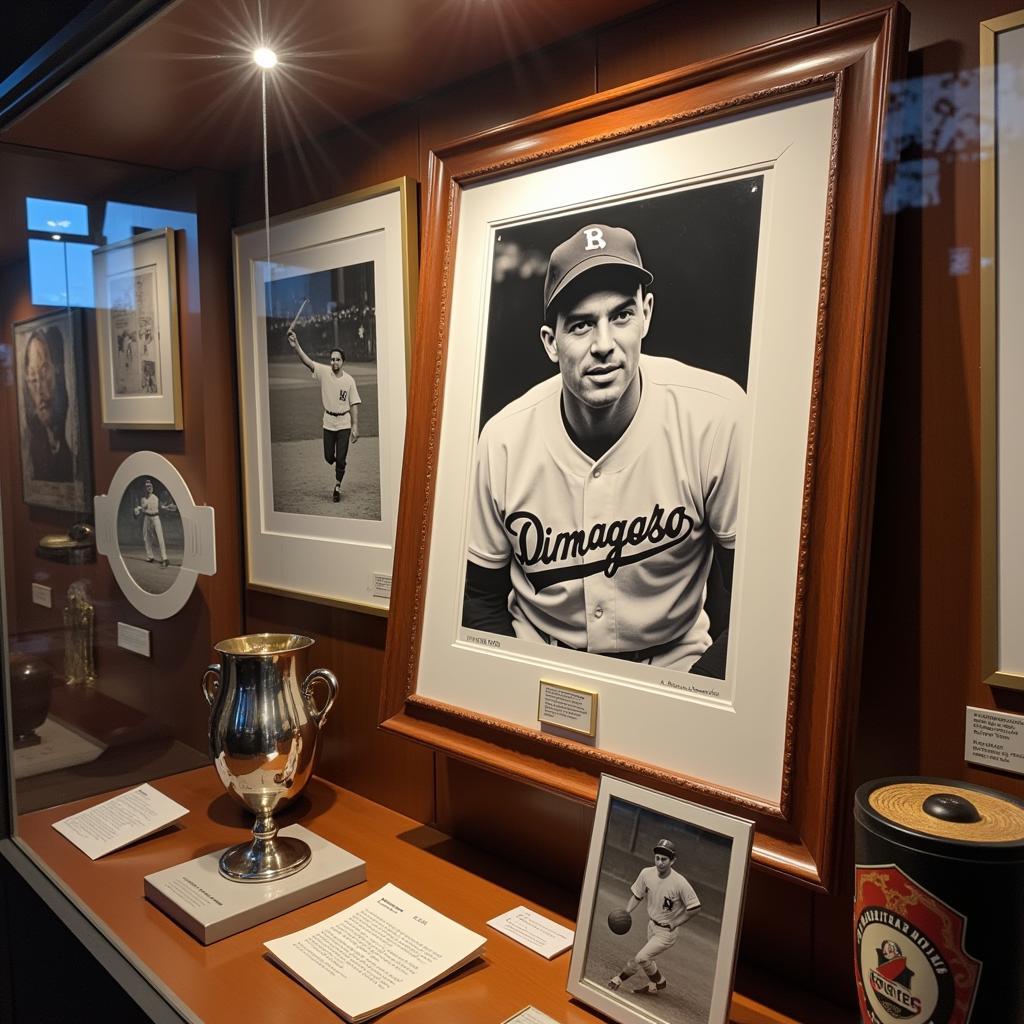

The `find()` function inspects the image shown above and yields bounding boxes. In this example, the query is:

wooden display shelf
[16,769,827,1023]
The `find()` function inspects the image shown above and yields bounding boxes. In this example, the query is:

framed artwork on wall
[12,308,93,512]
[567,776,753,1024]
[233,177,417,614]
[981,9,1024,692]
[93,227,183,430]
[380,9,907,889]
[94,450,216,620]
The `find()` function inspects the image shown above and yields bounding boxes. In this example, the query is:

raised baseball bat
[286,298,310,333]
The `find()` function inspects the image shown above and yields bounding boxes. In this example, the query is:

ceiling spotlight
[51,234,62,241]
[253,47,278,69]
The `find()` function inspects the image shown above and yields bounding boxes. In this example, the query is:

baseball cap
[653,839,676,858]
[543,223,653,316]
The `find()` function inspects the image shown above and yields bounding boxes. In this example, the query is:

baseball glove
[607,909,632,935]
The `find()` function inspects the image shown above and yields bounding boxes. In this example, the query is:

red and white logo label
[854,866,981,1024]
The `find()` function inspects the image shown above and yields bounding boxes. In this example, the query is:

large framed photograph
[234,178,417,613]
[981,9,1024,691]
[568,776,753,1024]
[380,9,907,888]
[93,227,183,429]
[13,309,93,512]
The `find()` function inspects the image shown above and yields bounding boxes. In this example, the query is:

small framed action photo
[568,776,754,1024]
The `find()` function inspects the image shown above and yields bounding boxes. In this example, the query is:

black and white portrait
[13,310,92,512]
[116,475,183,595]
[461,179,762,681]
[581,798,734,1024]
[265,262,382,521]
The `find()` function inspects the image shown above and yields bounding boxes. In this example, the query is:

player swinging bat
[607,838,701,996]
[285,298,361,503]
[462,223,746,678]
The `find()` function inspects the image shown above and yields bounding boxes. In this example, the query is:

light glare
[253,46,278,69]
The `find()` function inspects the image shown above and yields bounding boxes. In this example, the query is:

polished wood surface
[380,6,909,892]
[15,768,846,1023]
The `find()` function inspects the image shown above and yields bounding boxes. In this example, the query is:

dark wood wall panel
[596,0,816,90]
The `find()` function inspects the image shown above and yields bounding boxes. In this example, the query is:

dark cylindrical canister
[854,777,1024,1023]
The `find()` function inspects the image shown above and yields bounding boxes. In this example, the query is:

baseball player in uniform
[134,479,171,568]
[287,329,361,502]
[462,224,746,676]
[608,838,701,996]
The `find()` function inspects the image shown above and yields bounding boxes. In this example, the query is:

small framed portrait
[568,776,754,1024]
[12,309,93,512]
[93,227,183,429]
[94,451,215,619]
[233,177,417,613]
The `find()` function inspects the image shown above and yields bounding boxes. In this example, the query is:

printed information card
[500,1008,562,1024]
[537,680,596,737]
[486,905,574,959]
[52,783,188,859]
[966,706,1024,775]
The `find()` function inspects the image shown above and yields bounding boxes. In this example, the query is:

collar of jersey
[547,357,656,477]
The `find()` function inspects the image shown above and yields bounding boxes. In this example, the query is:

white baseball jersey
[313,363,361,430]
[139,494,161,516]
[631,865,701,928]
[466,354,745,656]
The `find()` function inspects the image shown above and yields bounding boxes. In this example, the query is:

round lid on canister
[855,777,1024,861]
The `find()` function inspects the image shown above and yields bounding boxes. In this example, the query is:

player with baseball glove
[607,838,701,996]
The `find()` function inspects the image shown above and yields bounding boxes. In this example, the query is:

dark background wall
[2,0,1022,1019]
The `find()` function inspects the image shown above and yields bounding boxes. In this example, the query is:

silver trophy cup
[201,633,338,882]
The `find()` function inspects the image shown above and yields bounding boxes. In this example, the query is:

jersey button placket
[583,463,614,649]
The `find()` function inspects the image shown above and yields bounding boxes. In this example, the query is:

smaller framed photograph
[568,776,753,1024]
[94,451,216,619]
[234,177,417,613]
[13,309,93,512]
[93,227,183,429]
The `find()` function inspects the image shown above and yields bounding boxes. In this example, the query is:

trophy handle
[201,664,220,707]
[302,668,338,727]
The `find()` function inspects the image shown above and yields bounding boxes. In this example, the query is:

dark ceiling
[1,0,655,173]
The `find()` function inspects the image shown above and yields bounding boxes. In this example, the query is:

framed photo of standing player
[568,776,754,1024]
[93,450,216,620]
[234,178,417,614]
[380,10,907,888]
[93,227,183,429]
[12,309,93,513]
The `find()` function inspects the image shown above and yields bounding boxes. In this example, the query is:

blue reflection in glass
[26,197,89,235]
[28,239,95,308]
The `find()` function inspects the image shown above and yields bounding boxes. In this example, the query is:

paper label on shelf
[501,1008,562,1024]
[31,583,51,607]
[117,621,151,657]
[487,906,574,959]
[537,680,596,736]
[52,783,188,859]
[965,706,1024,775]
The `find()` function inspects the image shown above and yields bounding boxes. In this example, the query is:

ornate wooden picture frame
[381,8,907,889]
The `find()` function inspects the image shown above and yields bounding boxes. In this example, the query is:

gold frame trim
[981,11,1024,691]
[234,176,418,616]
[536,680,598,738]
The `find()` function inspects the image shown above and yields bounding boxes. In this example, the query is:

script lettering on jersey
[662,896,675,911]
[504,503,694,593]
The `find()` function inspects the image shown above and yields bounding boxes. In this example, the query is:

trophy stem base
[218,835,311,883]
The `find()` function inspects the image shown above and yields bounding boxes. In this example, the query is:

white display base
[144,825,366,944]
